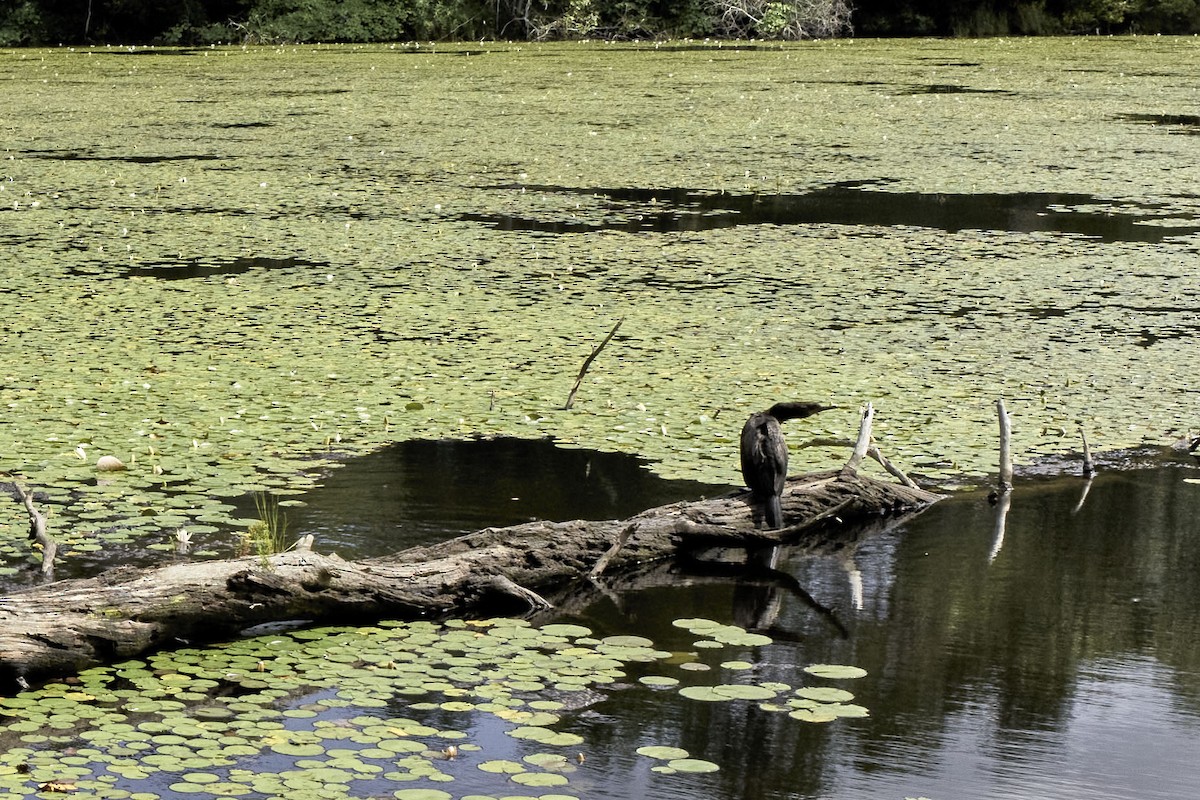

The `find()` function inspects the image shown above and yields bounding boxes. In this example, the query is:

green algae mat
[1,37,1198,566]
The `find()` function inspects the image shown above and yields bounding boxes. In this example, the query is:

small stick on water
[1079,427,1096,477]
[563,317,624,411]
[15,483,56,577]
[997,398,1013,494]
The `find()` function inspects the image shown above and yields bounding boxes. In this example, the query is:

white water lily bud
[96,455,126,472]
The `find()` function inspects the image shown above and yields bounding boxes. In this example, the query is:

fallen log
[0,431,940,693]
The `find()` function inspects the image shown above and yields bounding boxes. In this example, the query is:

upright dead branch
[563,317,623,410]
[840,403,874,478]
[997,398,1013,494]
[1079,427,1096,477]
[14,484,55,578]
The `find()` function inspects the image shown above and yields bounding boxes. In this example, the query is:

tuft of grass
[237,493,290,564]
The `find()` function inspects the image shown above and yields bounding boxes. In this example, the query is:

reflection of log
[0,470,939,693]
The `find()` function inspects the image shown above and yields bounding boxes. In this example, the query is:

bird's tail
[766,495,783,529]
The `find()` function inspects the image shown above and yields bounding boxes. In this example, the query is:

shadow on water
[66,256,329,279]
[238,437,732,558]
[1119,112,1200,133]
[22,150,224,164]
[0,438,730,590]
[120,256,327,279]
[462,182,1200,242]
[902,83,1014,94]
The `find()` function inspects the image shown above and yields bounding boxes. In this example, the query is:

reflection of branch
[680,552,849,638]
[989,491,1011,563]
[563,317,623,410]
[841,553,864,611]
[1071,476,1095,515]
[15,483,56,578]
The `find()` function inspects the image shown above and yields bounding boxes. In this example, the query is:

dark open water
[254,438,1200,800]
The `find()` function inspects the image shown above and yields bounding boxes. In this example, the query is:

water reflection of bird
[740,401,833,529]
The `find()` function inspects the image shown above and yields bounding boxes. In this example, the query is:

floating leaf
[795,687,855,703]
[711,684,778,701]
[666,758,720,773]
[789,707,839,723]
[510,771,570,786]
[637,675,680,688]
[804,664,868,680]
[636,746,690,760]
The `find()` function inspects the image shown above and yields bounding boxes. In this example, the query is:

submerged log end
[0,616,162,693]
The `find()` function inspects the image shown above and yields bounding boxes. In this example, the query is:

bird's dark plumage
[740,402,833,529]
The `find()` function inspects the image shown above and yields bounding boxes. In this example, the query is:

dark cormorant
[740,401,833,529]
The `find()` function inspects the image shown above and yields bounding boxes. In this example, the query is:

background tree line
[1,0,1197,46]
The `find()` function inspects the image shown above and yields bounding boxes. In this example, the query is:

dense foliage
[2,0,1197,45]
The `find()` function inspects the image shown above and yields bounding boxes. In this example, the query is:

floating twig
[563,317,624,411]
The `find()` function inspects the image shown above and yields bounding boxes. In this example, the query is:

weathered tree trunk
[0,469,939,693]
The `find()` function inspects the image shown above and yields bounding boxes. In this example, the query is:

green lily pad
[795,687,855,703]
[636,745,690,760]
[789,707,840,723]
[637,675,680,687]
[666,758,720,773]
[510,771,570,786]
[804,664,868,680]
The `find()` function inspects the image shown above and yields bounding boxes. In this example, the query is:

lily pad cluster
[649,618,869,726]
[0,616,868,798]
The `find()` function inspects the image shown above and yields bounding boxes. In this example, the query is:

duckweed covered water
[1,37,1199,565]
[2,37,1200,800]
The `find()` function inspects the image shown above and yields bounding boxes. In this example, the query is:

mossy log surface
[0,470,939,692]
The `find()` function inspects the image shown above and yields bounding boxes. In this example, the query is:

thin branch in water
[563,317,623,410]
